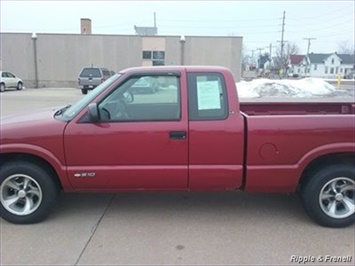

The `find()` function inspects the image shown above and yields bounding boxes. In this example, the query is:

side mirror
[88,103,99,122]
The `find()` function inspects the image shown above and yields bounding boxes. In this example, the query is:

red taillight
[101,78,106,83]
[78,78,80,84]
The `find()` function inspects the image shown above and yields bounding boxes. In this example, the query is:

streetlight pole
[180,35,186,65]
[32,33,39,88]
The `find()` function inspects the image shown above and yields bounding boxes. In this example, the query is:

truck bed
[240,101,355,116]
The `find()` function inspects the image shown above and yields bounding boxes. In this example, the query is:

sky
[1,0,354,57]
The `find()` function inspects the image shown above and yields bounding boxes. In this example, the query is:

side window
[1,72,7,77]
[187,73,228,121]
[7,72,15,78]
[98,75,180,122]
[102,70,110,76]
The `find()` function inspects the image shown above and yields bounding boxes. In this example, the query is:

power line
[287,19,354,34]
[287,5,354,21]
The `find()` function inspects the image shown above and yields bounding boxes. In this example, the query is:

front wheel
[17,82,23,90]
[0,161,60,224]
[301,164,354,228]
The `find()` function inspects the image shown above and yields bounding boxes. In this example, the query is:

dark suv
[78,67,111,94]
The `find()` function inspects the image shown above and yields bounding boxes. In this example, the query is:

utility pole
[303,38,316,77]
[303,37,316,55]
[251,49,255,66]
[280,11,286,59]
[268,43,276,58]
[276,11,287,77]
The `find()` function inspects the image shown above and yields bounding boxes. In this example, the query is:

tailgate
[79,77,102,86]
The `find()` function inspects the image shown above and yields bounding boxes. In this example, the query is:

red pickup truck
[1,66,354,227]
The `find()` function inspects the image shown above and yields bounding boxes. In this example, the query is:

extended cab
[1,66,354,227]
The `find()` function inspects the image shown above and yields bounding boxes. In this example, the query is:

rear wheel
[0,161,60,224]
[301,164,354,228]
[81,88,88,95]
[0,83,5,92]
[17,82,23,90]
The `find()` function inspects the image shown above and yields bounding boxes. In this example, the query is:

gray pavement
[0,87,354,265]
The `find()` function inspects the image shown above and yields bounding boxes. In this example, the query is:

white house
[288,53,354,78]
[308,53,354,78]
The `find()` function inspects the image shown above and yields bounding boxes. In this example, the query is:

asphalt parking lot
[0,87,354,265]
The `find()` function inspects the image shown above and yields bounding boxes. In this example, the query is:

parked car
[78,67,111,95]
[0,71,24,92]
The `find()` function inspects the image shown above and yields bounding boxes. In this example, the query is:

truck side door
[187,72,245,190]
[64,72,188,190]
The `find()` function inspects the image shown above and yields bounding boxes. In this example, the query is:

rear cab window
[187,73,228,120]
[80,68,101,77]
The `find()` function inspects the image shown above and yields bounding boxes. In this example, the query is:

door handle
[169,131,187,140]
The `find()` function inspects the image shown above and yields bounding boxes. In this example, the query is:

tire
[301,164,354,228]
[0,83,5,92]
[81,88,88,95]
[17,82,23,90]
[0,161,60,224]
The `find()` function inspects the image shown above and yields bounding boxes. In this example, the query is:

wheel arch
[297,152,354,192]
[0,152,71,191]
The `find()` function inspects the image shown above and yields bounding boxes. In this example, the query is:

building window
[325,67,328,74]
[153,51,165,60]
[142,50,165,65]
[330,67,334,74]
[314,64,317,70]
[336,67,339,74]
[331,58,334,64]
[297,68,300,73]
[340,68,343,73]
[152,51,165,66]
[142,51,152,59]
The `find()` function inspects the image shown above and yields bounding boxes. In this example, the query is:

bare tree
[337,41,355,54]
[274,42,300,69]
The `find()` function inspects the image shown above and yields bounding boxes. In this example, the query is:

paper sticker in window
[197,81,221,110]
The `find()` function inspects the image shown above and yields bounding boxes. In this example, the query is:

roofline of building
[0,31,243,39]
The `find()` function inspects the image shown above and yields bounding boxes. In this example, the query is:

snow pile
[237,78,336,98]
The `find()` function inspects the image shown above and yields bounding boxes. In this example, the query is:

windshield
[60,73,121,121]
